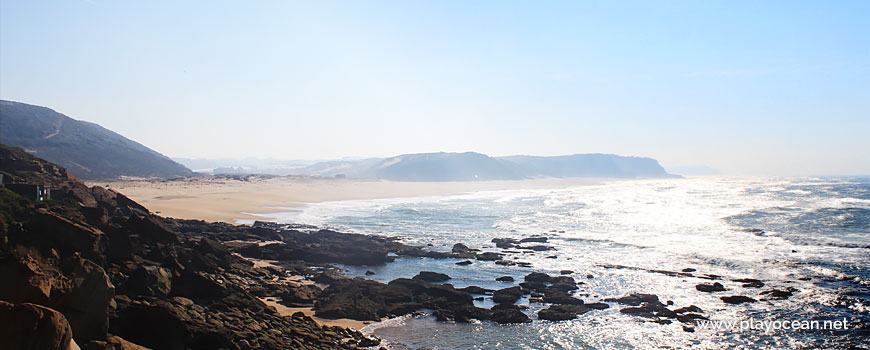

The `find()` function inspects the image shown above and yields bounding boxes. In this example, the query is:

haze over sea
[257,176,869,349]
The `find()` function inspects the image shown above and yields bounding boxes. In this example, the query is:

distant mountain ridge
[0,100,193,180]
[266,152,675,181]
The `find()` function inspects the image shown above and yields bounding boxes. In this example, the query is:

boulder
[495,276,514,282]
[733,278,764,288]
[279,284,322,306]
[455,260,473,266]
[519,237,548,243]
[489,304,531,324]
[760,288,795,300]
[604,293,661,306]
[492,286,523,304]
[0,254,54,305]
[524,272,553,283]
[538,304,591,321]
[123,266,172,297]
[413,271,451,282]
[0,301,76,350]
[475,252,504,261]
[720,296,756,304]
[542,289,584,305]
[491,238,518,249]
[695,282,726,293]
[82,336,149,350]
[58,255,115,344]
[451,243,474,253]
[674,305,703,314]
[457,286,493,295]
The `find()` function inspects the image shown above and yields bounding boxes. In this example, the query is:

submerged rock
[696,282,726,293]
[491,238,518,249]
[538,304,591,321]
[733,278,764,288]
[476,252,504,261]
[760,288,795,300]
[496,276,514,282]
[720,295,757,304]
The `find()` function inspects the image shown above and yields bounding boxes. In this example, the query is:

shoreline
[88,175,609,223]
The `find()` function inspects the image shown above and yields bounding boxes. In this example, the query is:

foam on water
[268,176,869,349]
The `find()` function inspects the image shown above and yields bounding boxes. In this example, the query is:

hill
[286,152,675,181]
[499,154,673,178]
[0,100,193,180]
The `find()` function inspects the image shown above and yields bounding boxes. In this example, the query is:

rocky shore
[1,144,814,349]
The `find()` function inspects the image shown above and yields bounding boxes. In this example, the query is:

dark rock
[674,305,703,314]
[489,304,531,324]
[733,278,764,288]
[452,243,475,253]
[620,302,677,319]
[0,301,76,350]
[584,302,609,310]
[365,270,376,275]
[524,272,553,283]
[519,237,548,243]
[387,302,423,316]
[586,274,594,279]
[517,245,554,251]
[682,268,696,272]
[538,304,591,321]
[279,284,322,306]
[413,271,451,282]
[57,254,115,344]
[605,293,660,306]
[476,252,504,261]
[519,281,548,293]
[560,270,573,275]
[543,289,584,305]
[492,286,523,304]
[496,276,514,282]
[546,255,558,259]
[457,286,493,295]
[455,260,473,266]
[760,289,794,300]
[491,238,518,249]
[123,266,172,297]
[676,313,708,323]
[696,282,726,293]
[720,295,757,304]
[432,304,490,323]
[83,335,150,350]
[549,276,578,292]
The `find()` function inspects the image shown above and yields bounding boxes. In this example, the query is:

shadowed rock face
[0,301,76,350]
[1,144,382,349]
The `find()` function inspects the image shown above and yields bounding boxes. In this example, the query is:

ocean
[267,176,869,349]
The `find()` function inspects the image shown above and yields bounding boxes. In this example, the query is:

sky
[1,1,868,175]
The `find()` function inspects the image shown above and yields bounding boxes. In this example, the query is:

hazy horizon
[1,1,868,176]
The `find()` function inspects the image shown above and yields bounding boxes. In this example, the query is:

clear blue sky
[1,1,868,175]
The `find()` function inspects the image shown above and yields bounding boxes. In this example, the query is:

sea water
[267,176,869,349]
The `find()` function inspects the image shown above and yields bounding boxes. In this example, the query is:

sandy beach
[89,176,606,223]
